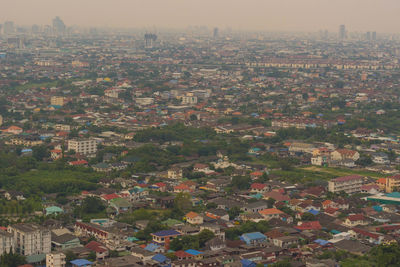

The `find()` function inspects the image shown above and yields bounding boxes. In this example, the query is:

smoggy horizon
[2,0,400,34]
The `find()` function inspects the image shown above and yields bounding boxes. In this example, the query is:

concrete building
[68,139,97,155]
[51,96,65,106]
[328,175,363,194]
[182,96,198,105]
[0,229,15,255]
[385,175,400,193]
[46,252,66,267]
[7,223,51,256]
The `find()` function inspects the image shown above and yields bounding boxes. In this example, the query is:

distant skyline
[1,0,400,33]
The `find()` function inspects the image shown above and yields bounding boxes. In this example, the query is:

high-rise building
[339,25,346,40]
[144,33,157,49]
[3,21,14,35]
[52,16,66,34]
[372,31,377,41]
[366,32,371,41]
[7,223,51,256]
[31,24,40,34]
[213,27,219,39]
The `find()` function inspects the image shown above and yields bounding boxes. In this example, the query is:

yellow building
[51,96,64,106]
[386,175,400,193]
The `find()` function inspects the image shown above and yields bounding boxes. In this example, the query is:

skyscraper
[366,32,371,41]
[372,31,377,41]
[144,33,157,49]
[213,27,219,39]
[52,16,66,35]
[3,21,14,35]
[339,25,346,40]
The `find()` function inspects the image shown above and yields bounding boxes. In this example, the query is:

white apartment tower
[7,223,51,256]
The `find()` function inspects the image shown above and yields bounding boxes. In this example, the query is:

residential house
[185,212,203,225]
[240,232,267,245]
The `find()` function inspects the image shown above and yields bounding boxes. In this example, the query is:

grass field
[300,166,387,179]
[14,81,59,92]
[270,165,386,184]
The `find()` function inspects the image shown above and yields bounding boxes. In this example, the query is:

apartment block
[50,96,64,106]
[7,223,51,256]
[0,229,15,255]
[68,139,97,155]
[328,175,363,194]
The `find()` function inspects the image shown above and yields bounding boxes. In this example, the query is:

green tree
[228,206,242,220]
[0,250,26,267]
[174,192,192,212]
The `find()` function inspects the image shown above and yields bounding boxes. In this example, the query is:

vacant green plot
[300,166,387,179]
[14,81,58,92]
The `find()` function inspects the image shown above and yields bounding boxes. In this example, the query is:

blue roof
[145,243,160,252]
[314,239,330,246]
[152,253,167,263]
[152,230,181,237]
[241,259,256,267]
[373,205,383,212]
[70,259,93,266]
[331,229,341,234]
[185,249,203,256]
[241,232,266,240]
[307,208,320,215]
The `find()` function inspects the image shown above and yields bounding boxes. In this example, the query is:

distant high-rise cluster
[365,31,377,41]
[52,16,66,35]
[3,21,14,36]
[339,25,346,40]
[144,33,157,49]
[213,27,219,39]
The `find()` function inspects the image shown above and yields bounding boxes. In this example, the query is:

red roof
[352,228,379,240]
[175,250,192,258]
[347,214,365,221]
[295,221,322,230]
[251,183,267,190]
[85,240,108,253]
[102,193,120,200]
[69,160,88,166]
[332,175,363,183]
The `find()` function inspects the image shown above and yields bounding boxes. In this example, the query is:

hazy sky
[2,0,400,33]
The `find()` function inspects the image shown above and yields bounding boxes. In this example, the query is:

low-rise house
[344,214,368,227]
[258,208,284,220]
[272,236,299,248]
[204,237,226,251]
[331,149,360,162]
[250,183,269,194]
[242,201,268,213]
[205,209,229,221]
[240,232,267,245]
[151,230,182,249]
[85,241,108,260]
[168,167,183,179]
[372,152,390,165]
[185,212,203,225]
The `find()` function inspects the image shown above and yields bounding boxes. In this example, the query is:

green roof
[45,206,64,215]
[26,253,46,263]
